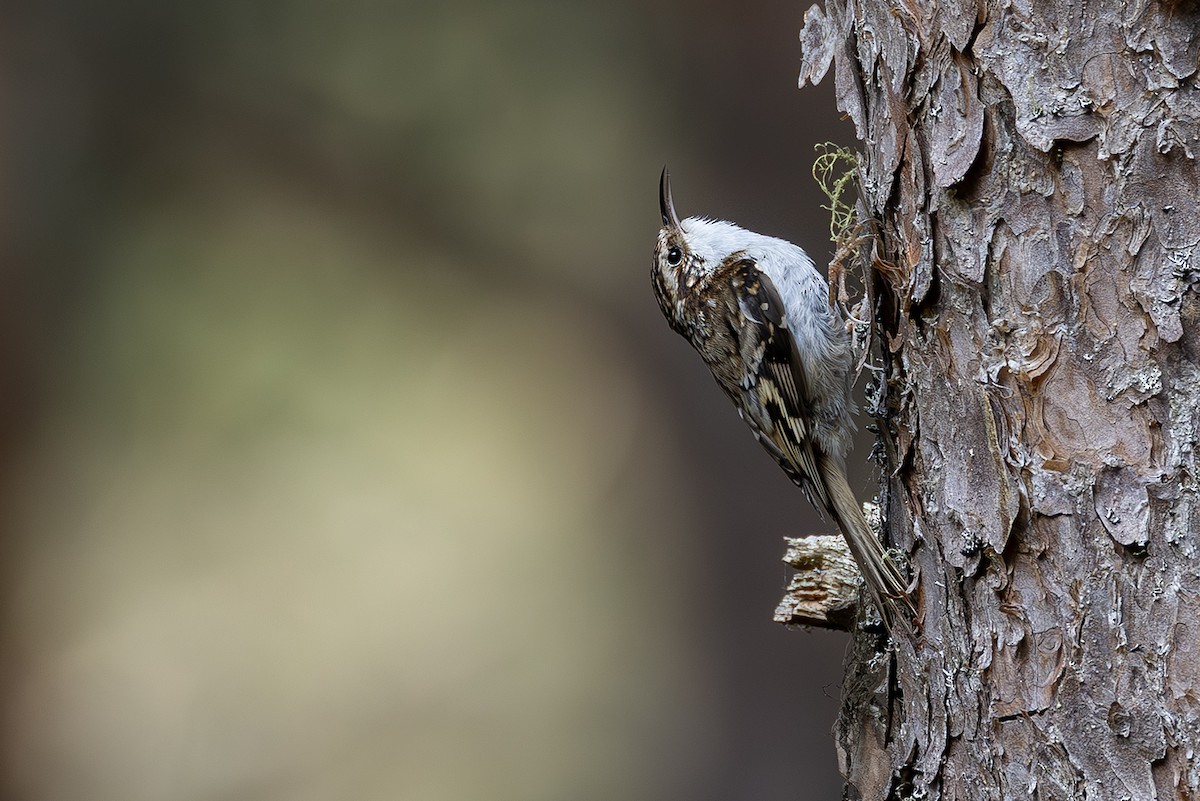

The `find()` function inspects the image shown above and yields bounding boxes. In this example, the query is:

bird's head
[651,168,693,333]
[652,169,773,334]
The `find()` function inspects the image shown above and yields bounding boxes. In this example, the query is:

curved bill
[659,168,681,229]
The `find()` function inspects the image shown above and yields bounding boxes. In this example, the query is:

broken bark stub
[775,535,860,631]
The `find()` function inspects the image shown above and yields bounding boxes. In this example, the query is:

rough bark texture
[800,1,1200,799]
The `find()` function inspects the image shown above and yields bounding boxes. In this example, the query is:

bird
[651,168,911,629]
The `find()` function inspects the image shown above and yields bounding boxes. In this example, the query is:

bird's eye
[666,246,683,266]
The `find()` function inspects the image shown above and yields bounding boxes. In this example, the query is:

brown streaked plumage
[652,169,913,629]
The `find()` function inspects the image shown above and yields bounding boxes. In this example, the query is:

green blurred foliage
[0,1,853,799]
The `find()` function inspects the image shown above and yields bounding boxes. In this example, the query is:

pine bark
[799,1,1200,798]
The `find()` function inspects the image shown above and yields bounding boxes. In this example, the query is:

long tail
[817,452,914,630]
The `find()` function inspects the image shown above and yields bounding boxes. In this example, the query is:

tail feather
[817,453,914,630]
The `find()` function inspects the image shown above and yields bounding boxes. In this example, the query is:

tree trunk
[799,1,1200,798]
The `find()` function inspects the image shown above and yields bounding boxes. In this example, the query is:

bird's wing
[724,258,832,510]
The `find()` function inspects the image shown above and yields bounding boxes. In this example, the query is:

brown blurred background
[0,1,861,799]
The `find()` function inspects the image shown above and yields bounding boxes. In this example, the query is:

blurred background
[0,1,861,799]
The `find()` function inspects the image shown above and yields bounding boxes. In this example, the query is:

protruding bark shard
[775,534,860,631]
